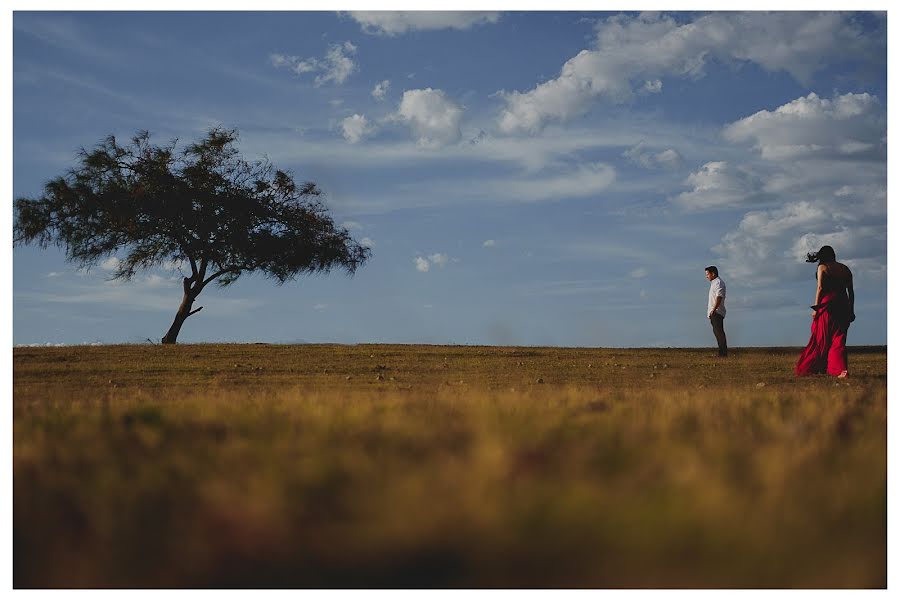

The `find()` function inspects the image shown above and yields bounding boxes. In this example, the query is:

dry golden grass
[13,344,886,588]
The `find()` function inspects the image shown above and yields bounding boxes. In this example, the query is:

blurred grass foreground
[13,344,886,588]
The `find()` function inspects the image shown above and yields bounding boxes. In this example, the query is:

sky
[10,9,889,347]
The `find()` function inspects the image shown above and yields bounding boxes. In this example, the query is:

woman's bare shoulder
[829,262,853,278]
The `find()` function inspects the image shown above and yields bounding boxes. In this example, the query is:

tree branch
[187,306,203,317]
[201,268,239,288]
[188,256,198,278]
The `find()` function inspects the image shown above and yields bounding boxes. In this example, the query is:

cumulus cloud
[673,161,766,210]
[341,113,375,144]
[623,142,682,169]
[371,79,390,101]
[348,11,500,36]
[714,202,885,285]
[711,173,886,284]
[723,92,886,161]
[415,252,452,273]
[709,90,886,284]
[270,41,358,86]
[483,239,496,247]
[497,12,881,134]
[630,267,648,279]
[395,88,464,147]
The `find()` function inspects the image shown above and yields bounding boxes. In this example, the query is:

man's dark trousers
[710,313,728,357]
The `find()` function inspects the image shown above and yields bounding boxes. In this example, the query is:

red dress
[794,286,850,377]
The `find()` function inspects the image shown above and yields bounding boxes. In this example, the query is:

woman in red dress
[795,245,855,377]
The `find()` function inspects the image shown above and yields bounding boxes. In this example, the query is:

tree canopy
[15,128,371,342]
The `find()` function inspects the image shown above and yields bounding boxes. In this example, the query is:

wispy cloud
[348,11,500,36]
[14,14,127,65]
[270,41,358,86]
[371,79,391,101]
[623,142,682,169]
[673,161,768,211]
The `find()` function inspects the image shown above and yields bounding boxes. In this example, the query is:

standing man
[705,266,728,357]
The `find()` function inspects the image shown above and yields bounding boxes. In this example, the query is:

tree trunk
[161,277,203,344]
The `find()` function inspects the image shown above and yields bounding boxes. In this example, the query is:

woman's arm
[847,270,855,322]
[812,265,825,317]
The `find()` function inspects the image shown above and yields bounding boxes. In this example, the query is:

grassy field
[13,344,887,588]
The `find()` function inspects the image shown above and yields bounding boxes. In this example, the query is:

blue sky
[11,10,888,347]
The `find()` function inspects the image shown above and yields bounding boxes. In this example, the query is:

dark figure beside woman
[795,245,855,378]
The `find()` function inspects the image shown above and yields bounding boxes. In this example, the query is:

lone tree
[14,128,370,343]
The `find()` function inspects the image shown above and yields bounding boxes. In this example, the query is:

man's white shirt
[708,277,726,318]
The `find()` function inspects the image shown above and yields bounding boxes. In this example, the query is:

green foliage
[14,128,370,287]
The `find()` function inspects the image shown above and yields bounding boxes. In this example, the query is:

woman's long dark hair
[806,245,836,264]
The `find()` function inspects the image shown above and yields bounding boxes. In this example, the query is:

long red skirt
[794,291,849,376]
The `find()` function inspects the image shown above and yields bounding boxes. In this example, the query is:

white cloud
[715,203,886,286]
[483,239,496,247]
[710,91,886,284]
[395,88,464,147]
[143,273,176,288]
[372,79,390,101]
[415,252,453,273]
[313,303,327,311]
[630,268,648,279]
[673,161,766,211]
[489,162,616,203]
[360,237,374,248]
[31,272,259,315]
[270,41,358,86]
[713,189,886,285]
[161,258,188,273]
[100,256,121,272]
[239,118,721,180]
[497,12,881,134]
[723,92,886,161]
[642,79,662,94]
[341,220,363,231]
[348,11,500,36]
[623,142,682,169]
[46,272,62,278]
[428,253,449,268]
[341,113,375,144]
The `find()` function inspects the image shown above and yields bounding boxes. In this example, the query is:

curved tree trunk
[161,277,203,344]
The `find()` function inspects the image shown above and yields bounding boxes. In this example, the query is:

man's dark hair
[705,266,718,277]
